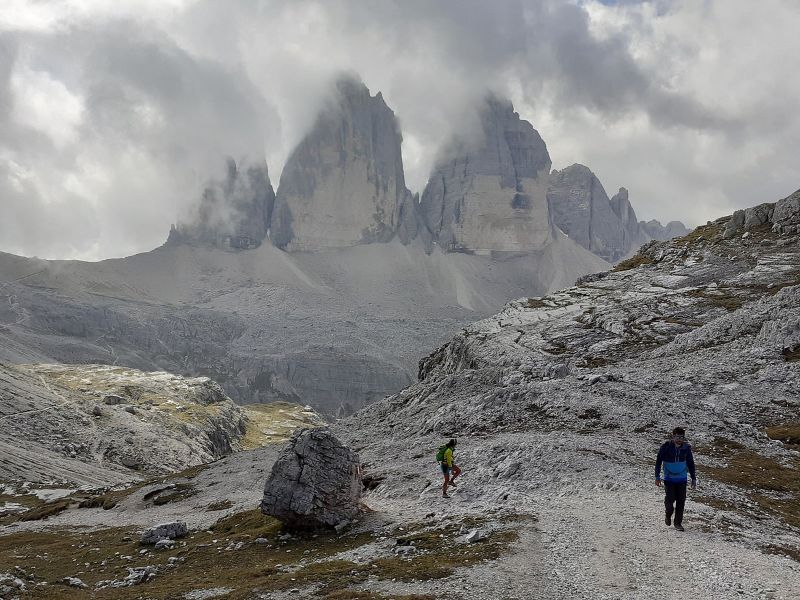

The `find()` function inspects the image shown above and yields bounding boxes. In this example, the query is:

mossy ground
[240,401,326,449]
[0,510,525,599]
[612,254,654,272]
[698,438,800,530]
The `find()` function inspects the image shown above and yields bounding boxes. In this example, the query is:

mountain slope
[341,189,800,597]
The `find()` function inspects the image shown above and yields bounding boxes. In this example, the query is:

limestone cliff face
[609,187,649,256]
[271,77,417,251]
[168,159,275,249]
[419,96,553,254]
[547,164,630,262]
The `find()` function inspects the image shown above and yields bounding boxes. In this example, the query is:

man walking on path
[655,427,697,531]
[438,439,462,498]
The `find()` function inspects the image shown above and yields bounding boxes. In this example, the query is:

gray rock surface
[272,76,417,251]
[609,187,650,253]
[772,189,800,234]
[640,218,690,241]
[549,166,688,261]
[140,521,188,545]
[0,232,606,415]
[547,164,630,262]
[420,95,553,253]
[0,363,253,485]
[168,158,275,249]
[261,428,362,529]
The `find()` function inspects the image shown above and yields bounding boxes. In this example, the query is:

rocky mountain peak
[547,163,629,262]
[167,158,275,250]
[419,94,553,254]
[271,76,417,251]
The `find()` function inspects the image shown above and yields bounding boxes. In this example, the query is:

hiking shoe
[449,480,457,487]
[665,514,671,526]
[442,493,450,499]
[674,523,685,532]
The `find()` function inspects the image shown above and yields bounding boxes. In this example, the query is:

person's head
[672,427,686,445]
[447,438,457,448]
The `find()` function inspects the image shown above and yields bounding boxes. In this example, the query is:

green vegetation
[701,441,800,529]
[612,254,654,272]
[0,510,525,599]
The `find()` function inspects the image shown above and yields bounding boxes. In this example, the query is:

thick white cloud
[1,0,798,259]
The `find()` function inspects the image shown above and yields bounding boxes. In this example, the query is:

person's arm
[655,444,664,485]
[687,445,697,487]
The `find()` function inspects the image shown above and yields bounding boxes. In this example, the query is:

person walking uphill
[655,427,697,531]
[437,439,461,498]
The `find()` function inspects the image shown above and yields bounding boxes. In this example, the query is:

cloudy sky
[1,0,799,260]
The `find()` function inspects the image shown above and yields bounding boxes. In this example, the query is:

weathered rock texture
[261,428,362,529]
[0,363,320,486]
[548,164,630,262]
[140,521,188,545]
[168,158,275,249]
[420,96,553,254]
[272,77,417,251]
[548,164,688,261]
[609,187,649,252]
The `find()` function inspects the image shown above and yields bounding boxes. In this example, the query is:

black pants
[664,481,687,525]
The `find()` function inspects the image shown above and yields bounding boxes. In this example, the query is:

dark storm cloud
[1,0,798,258]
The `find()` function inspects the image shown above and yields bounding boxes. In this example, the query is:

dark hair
[447,438,457,448]
[672,427,686,436]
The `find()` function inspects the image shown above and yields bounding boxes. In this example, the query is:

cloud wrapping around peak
[1,0,799,259]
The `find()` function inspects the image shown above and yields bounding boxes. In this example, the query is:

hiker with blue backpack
[655,427,697,531]
[437,439,461,498]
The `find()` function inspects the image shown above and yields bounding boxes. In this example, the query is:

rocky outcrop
[140,521,188,545]
[260,428,362,529]
[772,189,800,234]
[419,95,553,254]
[0,363,325,486]
[720,189,800,238]
[168,158,275,249]
[547,164,628,262]
[272,77,417,251]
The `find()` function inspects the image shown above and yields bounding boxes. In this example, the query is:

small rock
[140,522,188,545]
[104,395,125,405]
[154,539,176,550]
[465,529,487,543]
[62,576,88,589]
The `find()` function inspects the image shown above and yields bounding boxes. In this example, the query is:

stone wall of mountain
[547,164,688,262]
[418,96,553,254]
[168,158,276,249]
[167,77,685,260]
[272,78,418,251]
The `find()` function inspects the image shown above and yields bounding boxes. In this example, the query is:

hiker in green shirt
[437,439,461,498]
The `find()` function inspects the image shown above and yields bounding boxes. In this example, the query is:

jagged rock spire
[168,158,275,249]
[419,95,553,253]
[271,76,417,251]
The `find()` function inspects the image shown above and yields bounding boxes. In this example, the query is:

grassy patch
[703,447,800,528]
[240,401,325,449]
[767,424,800,450]
[207,499,234,511]
[613,254,654,272]
[0,510,524,599]
[523,298,549,309]
[783,348,800,362]
[686,288,745,312]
